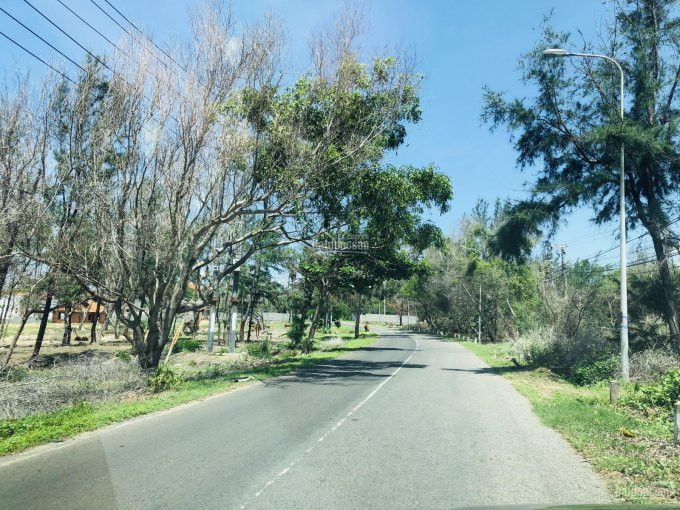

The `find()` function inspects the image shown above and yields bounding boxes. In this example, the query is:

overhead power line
[87,0,131,37]
[0,6,85,74]
[580,214,680,264]
[0,30,75,85]
[101,0,190,75]
[55,0,128,58]
[22,0,111,71]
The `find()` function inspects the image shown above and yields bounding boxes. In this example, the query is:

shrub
[147,365,184,392]
[569,356,618,385]
[246,338,273,360]
[0,356,146,419]
[172,338,202,353]
[286,315,305,345]
[628,369,680,410]
[115,350,132,362]
[511,326,616,384]
[629,348,680,382]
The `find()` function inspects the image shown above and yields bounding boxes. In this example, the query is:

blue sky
[0,0,640,262]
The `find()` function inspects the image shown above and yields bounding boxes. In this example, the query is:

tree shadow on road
[325,346,418,353]
[441,365,533,375]
[264,358,427,388]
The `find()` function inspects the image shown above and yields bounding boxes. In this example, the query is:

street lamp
[543,48,629,381]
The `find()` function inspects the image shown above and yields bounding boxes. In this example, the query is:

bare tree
[23,2,421,368]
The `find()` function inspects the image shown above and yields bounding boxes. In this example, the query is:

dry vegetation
[0,319,354,422]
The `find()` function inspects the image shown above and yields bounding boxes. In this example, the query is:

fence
[358,314,418,326]
[261,312,419,326]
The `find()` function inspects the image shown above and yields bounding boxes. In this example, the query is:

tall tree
[483,0,680,351]
[28,4,430,367]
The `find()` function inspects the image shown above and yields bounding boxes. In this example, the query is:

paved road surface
[0,329,609,509]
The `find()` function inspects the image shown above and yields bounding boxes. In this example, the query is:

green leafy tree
[483,0,680,351]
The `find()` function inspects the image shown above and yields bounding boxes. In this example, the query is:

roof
[54,300,104,313]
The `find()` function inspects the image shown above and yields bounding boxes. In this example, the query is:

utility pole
[477,284,482,343]
[559,244,567,293]
[228,225,243,353]
[228,267,240,353]
[206,265,218,353]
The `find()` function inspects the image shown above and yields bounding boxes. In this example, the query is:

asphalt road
[0,328,609,509]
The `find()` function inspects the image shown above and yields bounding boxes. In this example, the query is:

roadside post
[206,265,218,353]
[609,380,620,403]
[674,402,680,443]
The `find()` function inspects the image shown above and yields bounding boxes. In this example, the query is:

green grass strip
[459,340,680,505]
[0,333,378,456]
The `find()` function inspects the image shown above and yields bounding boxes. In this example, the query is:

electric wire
[0,7,85,74]
[21,0,111,71]
[0,30,76,85]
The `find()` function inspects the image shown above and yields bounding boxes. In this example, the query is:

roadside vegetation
[400,1,680,502]
[0,321,378,456]
[0,0,448,453]
[461,340,679,504]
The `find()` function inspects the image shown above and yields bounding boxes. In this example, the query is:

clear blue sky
[1,0,643,263]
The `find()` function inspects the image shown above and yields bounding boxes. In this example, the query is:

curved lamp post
[543,48,629,380]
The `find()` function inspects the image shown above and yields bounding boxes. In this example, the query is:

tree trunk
[307,299,322,343]
[90,298,101,344]
[354,309,361,339]
[30,292,53,360]
[113,312,120,339]
[649,229,680,351]
[245,295,255,342]
[2,310,30,367]
[0,229,16,302]
[77,303,86,331]
[61,305,72,345]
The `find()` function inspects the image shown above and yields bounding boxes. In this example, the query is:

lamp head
[543,48,569,57]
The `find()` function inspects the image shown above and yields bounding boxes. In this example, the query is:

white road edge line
[239,332,420,509]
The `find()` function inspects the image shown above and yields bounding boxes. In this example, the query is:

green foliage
[172,339,202,353]
[482,2,680,351]
[287,314,305,345]
[147,365,185,393]
[115,351,132,362]
[570,356,618,386]
[629,369,680,410]
[246,338,273,360]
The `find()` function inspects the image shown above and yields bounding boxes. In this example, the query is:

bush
[511,326,616,384]
[0,355,146,419]
[286,315,305,345]
[569,356,618,385]
[629,348,680,382]
[628,369,680,410]
[172,338,202,353]
[115,350,132,362]
[147,364,184,392]
[246,338,273,360]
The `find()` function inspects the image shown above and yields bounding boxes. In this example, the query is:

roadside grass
[0,332,378,457]
[460,341,680,505]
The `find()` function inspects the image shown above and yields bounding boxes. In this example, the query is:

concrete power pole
[477,284,482,343]
[206,266,218,353]
[228,268,240,353]
[559,245,567,293]
[228,232,243,354]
